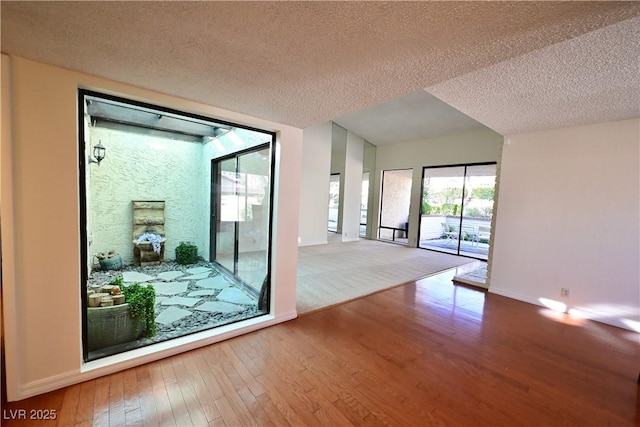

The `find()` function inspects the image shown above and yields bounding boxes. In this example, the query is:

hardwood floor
[2,269,639,426]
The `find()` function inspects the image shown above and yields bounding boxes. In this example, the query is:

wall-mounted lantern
[88,141,106,165]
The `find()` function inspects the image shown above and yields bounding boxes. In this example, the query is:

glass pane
[81,91,275,362]
[360,171,369,237]
[236,148,271,291]
[379,169,412,245]
[418,166,465,254]
[216,157,237,273]
[328,174,340,232]
[459,164,496,260]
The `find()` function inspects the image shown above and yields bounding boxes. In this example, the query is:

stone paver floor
[87,261,263,346]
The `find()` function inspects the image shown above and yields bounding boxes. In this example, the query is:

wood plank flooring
[2,269,639,426]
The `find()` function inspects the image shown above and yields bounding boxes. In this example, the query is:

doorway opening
[79,90,275,361]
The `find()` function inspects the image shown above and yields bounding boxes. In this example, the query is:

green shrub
[175,241,198,265]
[112,279,156,338]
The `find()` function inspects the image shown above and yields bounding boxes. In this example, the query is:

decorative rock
[111,285,121,295]
[185,267,211,275]
[86,261,262,347]
[112,294,125,305]
[160,297,202,307]
[196,276,231,290]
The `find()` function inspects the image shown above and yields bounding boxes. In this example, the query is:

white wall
[341,131,365,242]
[490,119,639,331]
[373,129,503,246]
[298,122,332,246]
[89,127,206,265]
[1,55,302,401]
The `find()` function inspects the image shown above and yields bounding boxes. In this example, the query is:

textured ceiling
[2,1,639,143]
[334,91,487,146]
[427,15,640,136]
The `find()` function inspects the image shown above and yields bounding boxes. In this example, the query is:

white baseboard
[14,311,297,401]
[489,287,541,306]
[489,287,638,332]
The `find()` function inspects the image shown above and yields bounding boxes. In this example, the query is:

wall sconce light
[88,141,106,165]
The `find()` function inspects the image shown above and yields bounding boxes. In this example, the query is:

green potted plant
[120,281,157,338]
[175,241,198,265]
[86,277,156,352]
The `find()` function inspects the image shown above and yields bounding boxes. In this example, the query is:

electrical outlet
[561,288,570,298]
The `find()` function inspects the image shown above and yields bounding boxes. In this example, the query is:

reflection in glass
[379,169,412,245]
[236,148,271,291]
[328,174,340,232]
[360,171,369,237]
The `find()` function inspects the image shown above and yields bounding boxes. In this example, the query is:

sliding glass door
[420,167,465,255]
[419,163,496,260]
[360,171,369,237]
[215,157,238,272]
[212,144,272,291]
[328,173,340,232]
[459,164,496,258]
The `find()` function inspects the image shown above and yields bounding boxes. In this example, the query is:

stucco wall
[379,169,412,234]
[88,127,206,265]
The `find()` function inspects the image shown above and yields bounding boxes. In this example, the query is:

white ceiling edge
[426,16,640,136]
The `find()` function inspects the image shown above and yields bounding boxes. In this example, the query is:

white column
[341,131,365,242]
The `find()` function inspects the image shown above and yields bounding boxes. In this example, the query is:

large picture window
[79,90,275,361]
